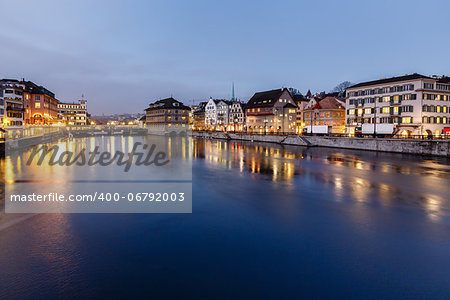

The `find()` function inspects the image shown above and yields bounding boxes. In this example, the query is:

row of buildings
[0,79,89,130]
[144,73,450,137]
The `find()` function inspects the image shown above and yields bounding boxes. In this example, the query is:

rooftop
[348,73,432,89]
[146,97,191,110]
[246,88,289,108]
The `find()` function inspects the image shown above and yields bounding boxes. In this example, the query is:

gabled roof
[146,97,191,111]
[321,97,345,109]
[348,73,432,89]
[246,88,289,108]
[306,96,345,110]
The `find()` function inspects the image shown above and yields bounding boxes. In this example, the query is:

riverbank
[192,131,450,157]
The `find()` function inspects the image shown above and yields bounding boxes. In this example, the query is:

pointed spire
[305,89,312,99]
[232,82,235,102]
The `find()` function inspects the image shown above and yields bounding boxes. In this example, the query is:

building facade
[23,81,59,125]
[205,98,232,131]
[58,100,88,125]
[192,102,207,131]
[303,96,346,134]
[292,93,309,133]
[0,79,25,129]
[246,88,297,134]
[145,97,190,134]
[227,102,246,132]
[345,74,450,137]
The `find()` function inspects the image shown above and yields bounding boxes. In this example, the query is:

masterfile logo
[26,142,170,172]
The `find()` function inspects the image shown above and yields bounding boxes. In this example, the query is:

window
[35,103,40,108]
[382,107,390,114]
[35,95,40,101]
[424,83,434,90]
[402,117,412,123]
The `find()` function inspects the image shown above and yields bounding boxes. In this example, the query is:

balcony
[7,105,25,112]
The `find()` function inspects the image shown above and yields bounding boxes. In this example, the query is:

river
[1,136,450,298]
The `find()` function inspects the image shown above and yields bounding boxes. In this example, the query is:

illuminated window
[382,107,390,113]
[364,108,372,114]
[35,103,40,108]
[383,96,390,102]
[348,109,355,115]
[402,117,412,123]
[393,106,399,113]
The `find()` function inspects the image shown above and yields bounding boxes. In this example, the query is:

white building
[205,98,232,131]
[58,100,88,125]
[0,79,25,129]
[345,73,450,137]
[227,102,246,131]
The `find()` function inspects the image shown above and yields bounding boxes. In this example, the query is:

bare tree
[332,81,353,93]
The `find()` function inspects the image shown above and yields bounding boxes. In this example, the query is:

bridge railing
[3,125,143,141]
[5,126,61,141]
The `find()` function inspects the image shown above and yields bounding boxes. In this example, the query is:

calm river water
[1,136,450,298]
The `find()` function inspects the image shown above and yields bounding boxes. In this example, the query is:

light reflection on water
[193,138,450,223]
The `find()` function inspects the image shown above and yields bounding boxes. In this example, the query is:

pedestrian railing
[191,130,450,140]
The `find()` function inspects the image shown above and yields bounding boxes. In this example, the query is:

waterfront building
[192,102,207,131]
[205,98,232,131]
[303,96,346,134]
[145,97,190,134]
[292,93,308,133]
[0,79,25,129]
[22,81,59,125]
[245,88,297,134]
[227,101,246,132]
[58,99,88,125]
[345,73,450,137]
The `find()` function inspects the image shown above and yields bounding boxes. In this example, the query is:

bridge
[3,125,151,151]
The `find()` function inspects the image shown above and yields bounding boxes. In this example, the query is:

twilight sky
[1,0,449,115]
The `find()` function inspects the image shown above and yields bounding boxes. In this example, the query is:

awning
[442,127,450,133]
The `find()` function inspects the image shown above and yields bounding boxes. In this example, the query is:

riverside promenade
[192,131,450,157]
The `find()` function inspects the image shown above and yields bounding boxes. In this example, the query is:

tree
[332,81,353,93]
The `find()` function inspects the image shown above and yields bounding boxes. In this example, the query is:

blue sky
[1,0,449,114]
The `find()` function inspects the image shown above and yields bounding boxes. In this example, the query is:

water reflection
[193,139,450,223]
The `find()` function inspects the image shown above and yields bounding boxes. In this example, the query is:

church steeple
[232,82,235,101]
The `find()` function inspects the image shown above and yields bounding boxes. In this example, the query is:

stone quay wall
[192,132,450,157]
